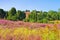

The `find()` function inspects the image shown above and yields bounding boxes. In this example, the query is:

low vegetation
[0,20,60,40]
[0,25,60,40]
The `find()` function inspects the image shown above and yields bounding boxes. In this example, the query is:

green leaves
[7,7,16,20]
[0,7,60,23]
[0,9,6,18]
[16,10,26,20]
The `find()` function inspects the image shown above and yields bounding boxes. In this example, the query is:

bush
[39,18,48,23]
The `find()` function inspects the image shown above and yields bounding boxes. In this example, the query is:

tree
[0,9,6,19]
[57,8,60,20]
[7,7,17,20]
[0,7,60,23]
[16,10,26,20]
[28,10,37,22]
[37,11,43,20]
[48,10,58,20]
[5,11,8,19]
[8,7,16,16]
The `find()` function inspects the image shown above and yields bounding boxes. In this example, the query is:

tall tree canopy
[0,7,60,23]
[7,7,17,20]
[0,9,6,18]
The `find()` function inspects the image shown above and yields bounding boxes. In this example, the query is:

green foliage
[23,18,29,22]
[0,9,6,18]
[8,7,16,16]
[16,10,26,20]
[29,10,37,21]
[39,18,48,23]
[5,11,8,19]
[10,16,17,21]
[1,7,60,23]
[7,7,16,20]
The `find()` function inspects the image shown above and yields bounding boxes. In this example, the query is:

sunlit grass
[0,25,60,40]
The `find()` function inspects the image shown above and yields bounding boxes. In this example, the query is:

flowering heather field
[0,19,60,40]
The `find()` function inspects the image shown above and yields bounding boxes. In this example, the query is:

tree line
[0,7,26,21]
[0,7,60,23]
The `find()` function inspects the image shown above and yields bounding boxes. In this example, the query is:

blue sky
[0,0,60,11]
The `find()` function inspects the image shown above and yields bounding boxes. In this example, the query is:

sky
[0,0,60,11]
